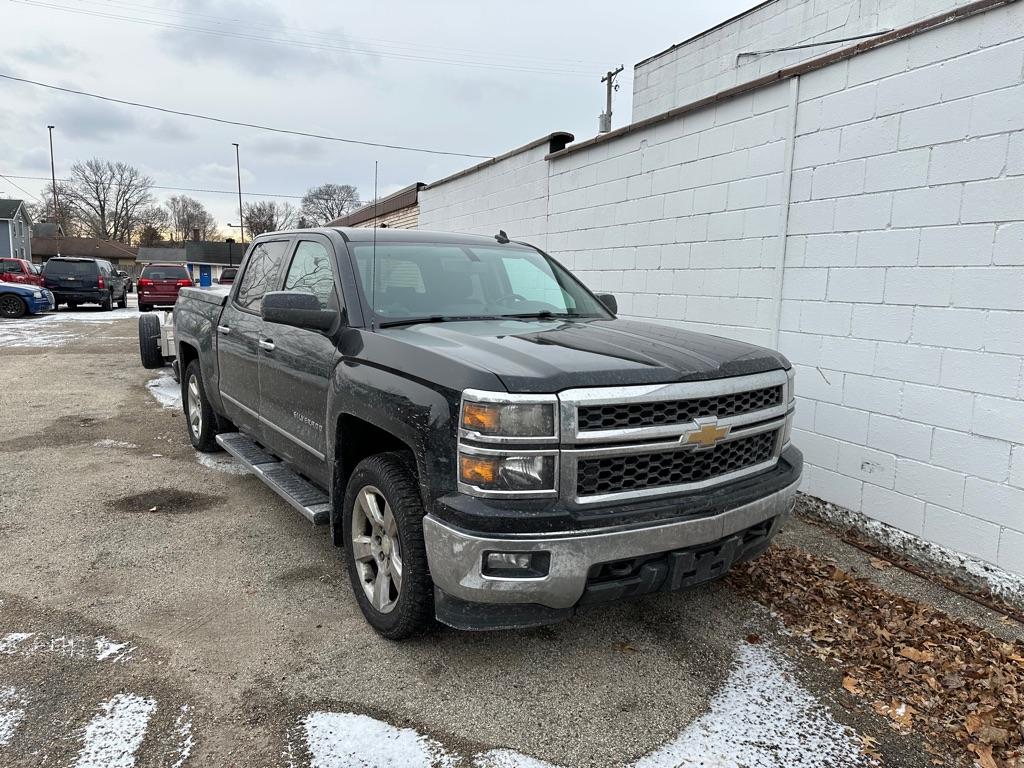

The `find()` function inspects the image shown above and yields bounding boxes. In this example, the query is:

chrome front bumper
[423,478,799,610]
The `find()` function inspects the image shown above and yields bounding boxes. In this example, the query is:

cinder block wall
[632,0,969,121]
[417,1,1024,578]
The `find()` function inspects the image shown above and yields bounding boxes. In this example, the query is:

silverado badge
[681,418,731,448]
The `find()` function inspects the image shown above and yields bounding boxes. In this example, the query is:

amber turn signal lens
[462,402,500,433]
[459,454,498,485]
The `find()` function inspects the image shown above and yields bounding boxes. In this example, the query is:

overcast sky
[0,0,757,232]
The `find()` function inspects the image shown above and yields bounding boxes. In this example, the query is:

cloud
[158,0,371,77]
[150,118,198,143]
[245,133,328,162]
[9,43,82,70]
[43,99,137,141]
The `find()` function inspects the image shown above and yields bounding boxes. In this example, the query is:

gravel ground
[0,307,1004,767]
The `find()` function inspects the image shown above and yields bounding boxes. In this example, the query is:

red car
[137,263,193,311]
[1,257,45,287]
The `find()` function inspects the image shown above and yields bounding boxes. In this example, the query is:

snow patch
[0,633,35,654]
[0,316,77,348]
[73,693,156,768]
[146,375,180,409]
[94,439,139,450]
[303,712,453,768]
[197,453,248,475]
[94,636,133,662]
[0,687,26,747]
[633,642,871,768]
[170,705,194,768]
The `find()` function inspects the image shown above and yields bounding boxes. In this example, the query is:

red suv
[138,263,193,311]
[1,258,45,287]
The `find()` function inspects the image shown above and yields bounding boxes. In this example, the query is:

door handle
[217,325,231,335]
[258,338,275,352]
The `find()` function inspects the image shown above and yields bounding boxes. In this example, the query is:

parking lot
[0,304,1020,767]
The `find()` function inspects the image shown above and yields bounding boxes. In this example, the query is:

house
[32,236,139,272]
[408,0,1024,589]
[137,240,247,286]
[0,199,33,261]
[327,183,424,229]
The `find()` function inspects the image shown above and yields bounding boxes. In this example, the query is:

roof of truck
[326,227,528,247]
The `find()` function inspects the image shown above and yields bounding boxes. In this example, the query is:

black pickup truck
[173,227,801,639]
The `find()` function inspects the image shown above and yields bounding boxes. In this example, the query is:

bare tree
[64,158,154,243]
[29,183,78,235]
[300,183,360,226]
[137,205,170,246]
[242,200,296,236]
[165,195,218,244]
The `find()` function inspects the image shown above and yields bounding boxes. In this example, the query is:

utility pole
[599,65,624,133]
[232,142,244,243]
[47,125,59,223]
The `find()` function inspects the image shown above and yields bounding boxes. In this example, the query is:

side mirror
[261,291,339,332]
[596,293,618,314]
[117,270,128,277]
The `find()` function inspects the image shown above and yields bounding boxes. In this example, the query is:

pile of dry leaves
[727,545,1024,767]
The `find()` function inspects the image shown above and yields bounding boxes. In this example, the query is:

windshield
[350,242,610,324]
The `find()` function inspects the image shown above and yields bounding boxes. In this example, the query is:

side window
[234,240,289,311]
[502,255,574,309]
[283,241,338,309]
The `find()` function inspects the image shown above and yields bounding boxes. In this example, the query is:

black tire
[117,292,127,309]
[101,291,113,311]
[138,314,165,369]
[182,360,220,452]
[68,302,79,310]
[0,294,27,318]
[139,303,152,312]
[343,453,434,640]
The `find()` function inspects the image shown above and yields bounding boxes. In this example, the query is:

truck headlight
[458,451,557,495]
[459,391,557,441]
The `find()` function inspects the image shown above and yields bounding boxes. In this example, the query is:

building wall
[419,144,551,249]
[0,221,10,258]
[352,204,419,229]
[414,0,1024,578]
[632,0,969,122]
[0,209,31,260]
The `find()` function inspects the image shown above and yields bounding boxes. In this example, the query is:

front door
[257,236,342,487]
[217,239,291,436]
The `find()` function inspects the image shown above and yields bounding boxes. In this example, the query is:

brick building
[411,0,1024,587]
[328,183,424,229]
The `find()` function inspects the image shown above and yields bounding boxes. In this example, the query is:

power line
[0,73,493,160]
[0,172,43,203]
[2,173,306,200]
[13,0,596,78]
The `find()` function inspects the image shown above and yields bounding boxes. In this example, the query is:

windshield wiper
[377,315,498,328]
[499,311,587,320]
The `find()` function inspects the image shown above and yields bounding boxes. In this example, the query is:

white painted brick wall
[631,0,970,122]
[415,1,1024,577]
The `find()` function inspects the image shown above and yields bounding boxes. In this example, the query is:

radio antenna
[371,160,378,329]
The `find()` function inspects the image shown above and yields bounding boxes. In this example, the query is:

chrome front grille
[576,431,777,496]
[577,385,783,432]
[558,370,792,504]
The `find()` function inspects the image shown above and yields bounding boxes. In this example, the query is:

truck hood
[378,317,789,393]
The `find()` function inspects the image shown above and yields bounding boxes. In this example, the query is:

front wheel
[183,360,220,452]
[0,295,26,318]
[343,454,434,640]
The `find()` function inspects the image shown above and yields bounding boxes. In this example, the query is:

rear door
[216,239,291,437]
[257,236,341,485]
[141,264,190,304]
[43,259,99,294]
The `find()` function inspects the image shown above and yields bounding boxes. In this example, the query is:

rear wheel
[101,291,113,311]
[0,295,26,318]
[343,454,434,640]
[183,360,220,452]
[139,303,152,312]
[117,291,127,309]
[138,314,165,369]
[68,302,79,310]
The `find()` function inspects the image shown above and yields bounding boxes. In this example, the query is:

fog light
[482,550,551,578]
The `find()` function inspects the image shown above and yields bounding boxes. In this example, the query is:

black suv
[43,257,128,311]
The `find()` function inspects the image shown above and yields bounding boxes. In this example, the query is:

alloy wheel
[187,374,203,440]
[351,485,403,614]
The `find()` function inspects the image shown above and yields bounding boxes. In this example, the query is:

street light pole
[232,143,244,243]
[47,125,58,223]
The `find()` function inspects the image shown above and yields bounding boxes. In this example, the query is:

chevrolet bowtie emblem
[681,419,731,448]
